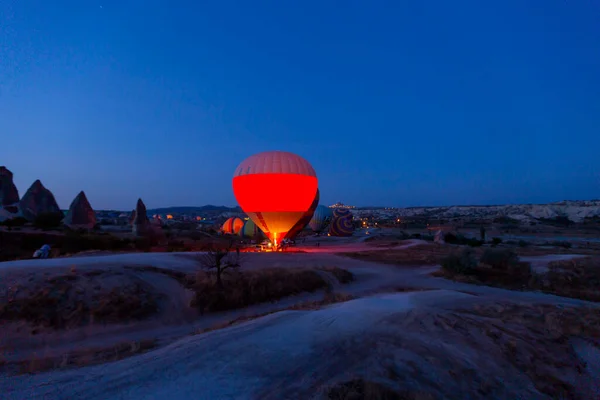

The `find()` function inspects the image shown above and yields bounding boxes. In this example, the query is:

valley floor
[1,239,599,399]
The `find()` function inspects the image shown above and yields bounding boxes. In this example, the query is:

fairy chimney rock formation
[64,191,96,229]
[129,209,136,225]
[0,166,20,214]
[20,179,61,220]
[132,198,151,236]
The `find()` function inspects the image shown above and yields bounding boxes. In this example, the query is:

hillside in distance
[389,200,600,223]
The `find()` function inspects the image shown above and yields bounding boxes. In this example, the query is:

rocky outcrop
[129,210,136,226]
[64,191,96,229]
[0,167,21,220]
[358,200,600,224]
[20,180,61,220]
[132,199,151,237]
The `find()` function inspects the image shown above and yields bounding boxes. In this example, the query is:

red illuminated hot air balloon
[283,188,319,241]
[232,151,318,246]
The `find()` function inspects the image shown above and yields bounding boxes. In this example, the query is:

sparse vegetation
[0,273,161,330]
[491,237,502,246]
[33,212,64,230]
[189,268,330,313]
[479,248,519,270]
[440,248,477,274]
[444,232,483,247]
[0,217,28,228]
[437,250,600,302]
[530,257,600,302]
[196,239,243,288]
[343,244,462,266]
[2,339,158,376]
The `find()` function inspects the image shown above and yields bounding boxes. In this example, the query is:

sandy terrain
[1,238,598,399]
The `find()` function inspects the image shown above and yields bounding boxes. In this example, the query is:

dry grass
[323,303,600,400]
[531,257,600,302]
[437,251,600,303]
[343,244,475,266]
[514,246,598,257]
[458,303,600,399]
[0,273,161,330]
[189,268,330,313]
[1,339,157,375]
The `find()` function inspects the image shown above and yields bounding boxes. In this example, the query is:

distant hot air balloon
[309,205,333,233]
[238,219,265,239]
[329,208,354,237]
[283,188,319,240]
[221,217,244,235]
[232,151,318,246]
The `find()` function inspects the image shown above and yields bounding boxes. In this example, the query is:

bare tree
[197,239,243,288]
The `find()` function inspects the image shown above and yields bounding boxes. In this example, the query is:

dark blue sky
[1,1,599,210]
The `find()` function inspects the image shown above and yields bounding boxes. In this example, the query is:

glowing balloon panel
[222,217,244,234]
[232,151,318,243]
[284,188,319,240]
[329,208,354,237]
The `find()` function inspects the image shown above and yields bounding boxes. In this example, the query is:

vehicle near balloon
[232,150,319,247]
[283,188,320,241]
[221,217,244,235]
[329,208,355,237]
[309,204,333,233]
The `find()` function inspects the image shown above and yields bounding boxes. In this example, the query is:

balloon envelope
[222,217,244,235]
[309,205,333,233]
[238,219,265,239]
[283,188,319,240]
[329,208,354,237]
[232,151,318,244]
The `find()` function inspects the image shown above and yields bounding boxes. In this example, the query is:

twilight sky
[1,0,599,210]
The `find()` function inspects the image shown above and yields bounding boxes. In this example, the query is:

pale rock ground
[0,238,599,399]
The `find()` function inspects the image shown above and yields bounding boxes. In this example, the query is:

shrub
[1,217,28,227]
[533,258,600,302]
[491,237,503,246]
[518,240,530,247]
[33,212,64,229]
[466,238,484,247]
[443,233,482,247]
[189,268,329,312]
[480,249,519,271]
[444,232,458,244]
[550,241,572,249]
[441,249,477,275]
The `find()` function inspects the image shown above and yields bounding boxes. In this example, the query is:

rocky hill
[388,200,600,223]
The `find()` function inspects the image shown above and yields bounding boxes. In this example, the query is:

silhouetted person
[236,247,240,256]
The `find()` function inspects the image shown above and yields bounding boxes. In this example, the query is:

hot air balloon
[309,205,333,233]
[221,217,244,235]
[329,208,354,237]
[232,151,318,246]
[238,219,265,240]
[283,188,319,241]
